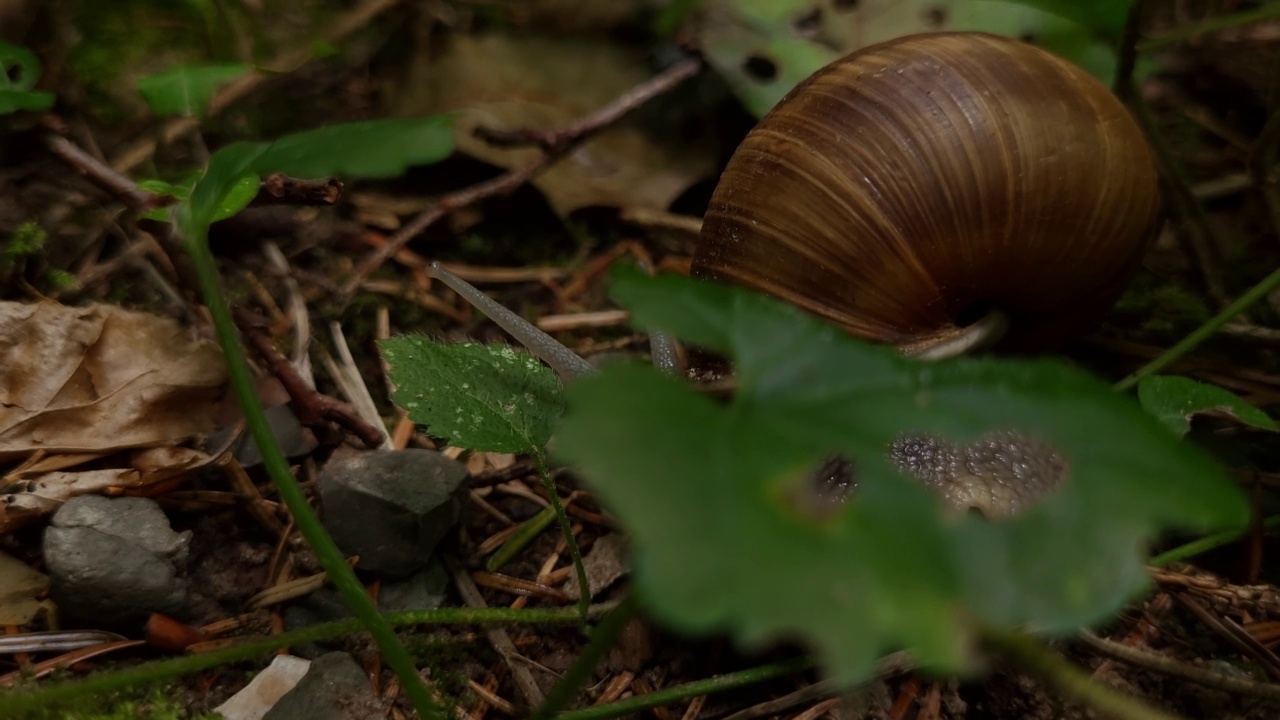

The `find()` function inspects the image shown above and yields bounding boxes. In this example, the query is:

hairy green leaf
[554,269,1248,687]
[380,337,565,454]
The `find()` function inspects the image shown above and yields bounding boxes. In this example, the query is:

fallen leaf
[393,33,715,217]
[0,447,212,533]
[0,301,228,459]
[0,550,51,626]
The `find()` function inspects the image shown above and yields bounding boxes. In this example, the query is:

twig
[1171,592,1280,681]
[474,57,702,153]
[232,305,386,448]
[251,174,344,207]
[1077,630,1280,702]
[449,556,546,710]
[42,130,162,212]
[338,57,703,300]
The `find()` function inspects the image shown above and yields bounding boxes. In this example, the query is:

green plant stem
[530,595,639,720]
[1150,513,1280,566]
[980,624,1181,720]
[552,658,813,720]
[487,505,559,572]
[1139,3,1280,52]
[1114,264,1280,391]
[2,604,612,713]
[185,234,442,720]
[535,449,591,618]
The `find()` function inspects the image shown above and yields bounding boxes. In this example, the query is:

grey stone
[380,559,450,613]
[319,449,467,578]
[282,589,351,659]
[263,652,383,720]
[43,496,189,625]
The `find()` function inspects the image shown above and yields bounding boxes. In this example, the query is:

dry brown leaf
[394,33,714,217]
[0,447,212,532]
[0,550,51,626]
[0,301,228,459]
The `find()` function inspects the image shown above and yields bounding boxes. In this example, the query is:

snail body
[693,32,1162,353]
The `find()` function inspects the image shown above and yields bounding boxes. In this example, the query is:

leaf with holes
[554,268,1247,687]
[379,336,565,454]
[0,41,54,114]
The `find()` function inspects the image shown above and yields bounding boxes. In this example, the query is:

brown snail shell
[693,32,1162,352]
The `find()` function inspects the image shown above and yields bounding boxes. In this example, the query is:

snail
[694,31,1162,356]
[416,32,1163,518]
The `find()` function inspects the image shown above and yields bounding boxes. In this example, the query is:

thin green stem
[552,658,813,720]
[1139,4,1280,52]
[1112,0,1147,101]
[530,595,639,720]
[1150,513,1280,566]
[535,449,591,619]
[2,604,613,713]
[1114,264,1280,391]
[981,624,1182,720]
[185,232,442,720]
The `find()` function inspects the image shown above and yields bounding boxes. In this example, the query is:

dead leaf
[0,301,228,459]
[563,532,629,598]
[0,447,212,533]
[0,550,51,626]
[394,33,714,217]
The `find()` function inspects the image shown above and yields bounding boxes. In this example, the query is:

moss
[3,221,46,268]
[402,631,479,704]
[7,683,221,720]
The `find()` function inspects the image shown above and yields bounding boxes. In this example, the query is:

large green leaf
[554,269,1247,687]
[180,117,455,230]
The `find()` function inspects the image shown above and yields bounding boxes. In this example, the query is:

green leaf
[182,117,455,229]
[554,269,1248,687]
[137,63,252,117]
[379,336,565,454]
[989,0,1131,40]
[0,41,54,114]
[698,0,1131,118]
[1138,375,1278,438]
[139,173,257,222]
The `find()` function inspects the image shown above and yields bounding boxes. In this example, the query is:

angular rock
[380,559,450,613]
[262,652,383,720]
[42,496,189,625]
[319,449,467,578]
